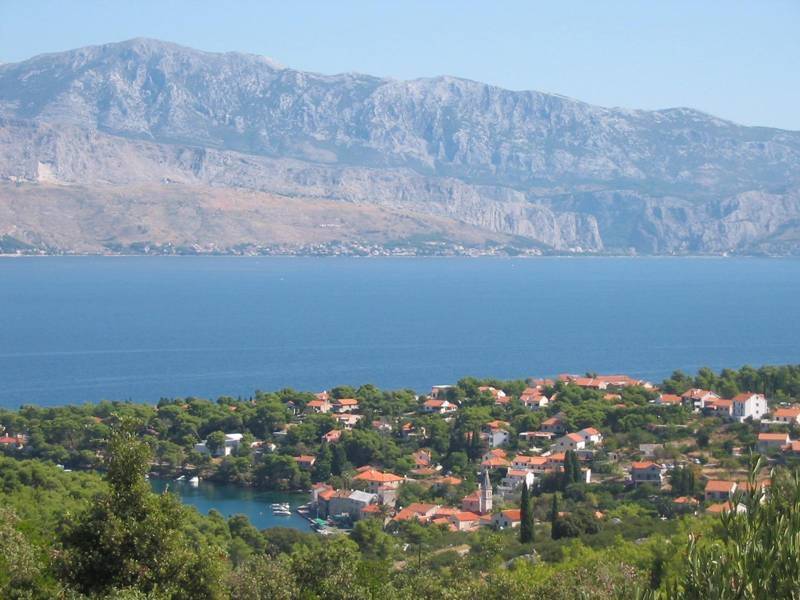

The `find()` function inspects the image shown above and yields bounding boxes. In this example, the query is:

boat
[189,476,200,486]
[271,502,291,515]
[174,475,185,481]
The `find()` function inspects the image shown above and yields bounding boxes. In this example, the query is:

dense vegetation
[3,436,799,599]
[2,364,800,598]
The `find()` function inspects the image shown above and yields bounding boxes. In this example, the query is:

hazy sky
[1,1,798,130]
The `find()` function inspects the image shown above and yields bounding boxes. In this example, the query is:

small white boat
[175,475,185,481]
[189,476,200,486]
[271,502,291,515]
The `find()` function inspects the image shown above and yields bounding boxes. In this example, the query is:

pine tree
[519,480,535,543]
[313,442,333,482]
[56,423,226,597]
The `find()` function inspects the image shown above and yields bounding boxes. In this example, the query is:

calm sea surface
[149,478,310,531]
[1,256,799,408]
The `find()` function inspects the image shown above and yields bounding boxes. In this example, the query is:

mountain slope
[1,38,799,254]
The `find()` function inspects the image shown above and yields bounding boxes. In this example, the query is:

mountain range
[1,38,800,255]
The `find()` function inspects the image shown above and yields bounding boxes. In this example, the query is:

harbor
[149,478,310,531]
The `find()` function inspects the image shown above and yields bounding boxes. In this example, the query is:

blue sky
[1,1,798,130]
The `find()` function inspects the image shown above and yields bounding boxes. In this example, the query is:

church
[460,469,493,514]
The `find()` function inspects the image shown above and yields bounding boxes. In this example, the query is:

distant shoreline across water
[2,256,799,407]
[0,253,781,259]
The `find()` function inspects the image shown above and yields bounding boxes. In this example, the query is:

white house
[326,489,378,520]
[332,398,359,413]
[500,469,535,491]
[681,389,719,410]
[483,420,510,448]
[630,461,665,486]
[520,388,549,410]
[732,393,768,422]
[306,399,332,413]
[334,413,363,429]
[656,394,683,406]
[194,433,244,457]
[518,431,553,445]
[541,417,566,434]
[757,432,790,452]
[487,428,510,448]
[449,511,481,532]
[705,480,737,501]
[553,433,586,453]
[773,406,800,425]
[491,509,522,529]
[577,427,603,445]
[420,398,458,414]
[479,386,507,402]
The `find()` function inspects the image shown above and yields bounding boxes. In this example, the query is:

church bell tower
[479,468,492,514]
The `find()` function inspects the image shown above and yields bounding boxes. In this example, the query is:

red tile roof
[323,430,342,442]
[453,511,480,522]
[423,399,450,408]
[705,480,736,493]
[481,457,511,468]
[673,496,699,505]
[774,407,800,418]
[631,461,660,470]
[335,398,359,406]
[353,468,403,483]
[658,394,683,404]
[732,392,762,402]
[707,501,735,514]
[758,432,789,441]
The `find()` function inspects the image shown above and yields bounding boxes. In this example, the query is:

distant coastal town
[0,238,551,257]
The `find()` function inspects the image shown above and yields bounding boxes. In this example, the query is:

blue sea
[1,256,799,408]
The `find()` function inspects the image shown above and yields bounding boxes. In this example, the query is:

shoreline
[1,253,794,260]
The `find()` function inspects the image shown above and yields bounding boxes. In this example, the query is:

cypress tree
[561,450,578,490]
[519,480,535,543]
[469,427,481,460]
[550,492,560,540]
[570,451,582,484]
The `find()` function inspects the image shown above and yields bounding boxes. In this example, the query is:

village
[2,367,799,541]
[157,371,800,535]
[278,375,800,531]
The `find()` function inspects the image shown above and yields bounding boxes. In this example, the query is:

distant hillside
[1,38,800,254]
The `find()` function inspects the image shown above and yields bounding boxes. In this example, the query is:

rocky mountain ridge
[1,38,799,254]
